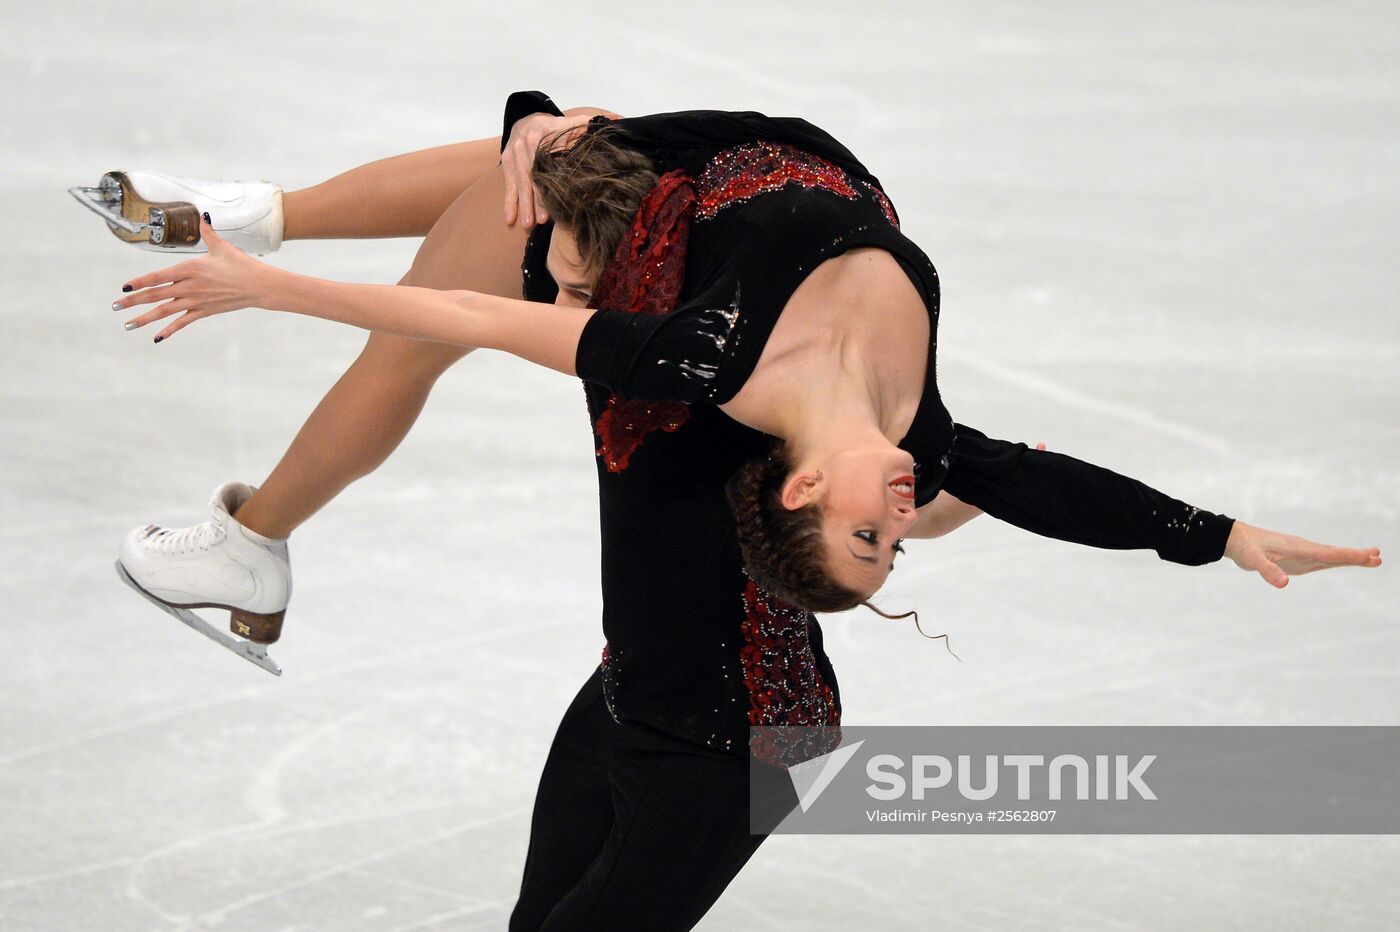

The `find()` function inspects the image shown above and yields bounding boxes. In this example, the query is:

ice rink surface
[3,1,1398,928]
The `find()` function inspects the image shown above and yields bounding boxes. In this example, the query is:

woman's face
[785,446,920,598]
[545,225,593,307]
[553,213,915,599]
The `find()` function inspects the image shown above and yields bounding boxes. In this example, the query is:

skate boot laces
[140,519,227,555]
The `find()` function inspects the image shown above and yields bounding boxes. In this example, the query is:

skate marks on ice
[0,796,521,929]
[0,679,537,927]
[0,613,575,769]
[114,560,283,676]
[117,695,530,930]
[119,700,385,926]
[169,809,529,930]
[952,348,1233,457]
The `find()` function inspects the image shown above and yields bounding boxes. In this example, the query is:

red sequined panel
[588,170,697,472]
[749,723,843,769]
[593,399,689,472]
[862,180,900,228]
[738,578,840,727]
[695,141,860,221]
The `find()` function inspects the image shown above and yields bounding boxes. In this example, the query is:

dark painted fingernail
[121,284,133,293]
[153,336,164,344]
[202,212,211,224]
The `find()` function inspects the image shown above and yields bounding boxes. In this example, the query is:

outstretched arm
[116,218,594,367]
[907,490,985,539]
[907,443,1044,539]
[939,424,1381,587]
[907,442,1052,537]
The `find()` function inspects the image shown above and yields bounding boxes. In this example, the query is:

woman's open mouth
[889,475,916,499]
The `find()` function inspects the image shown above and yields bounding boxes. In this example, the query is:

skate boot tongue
[212,481,256,516]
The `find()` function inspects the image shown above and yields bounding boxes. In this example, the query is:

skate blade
[115,561,283,677]
[69,183,147,234]
[70,173,202,247]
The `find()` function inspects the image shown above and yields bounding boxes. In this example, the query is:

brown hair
[726,442,866,613]
[727,443,957,655]
[531,123,660,284]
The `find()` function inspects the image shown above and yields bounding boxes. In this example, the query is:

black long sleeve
[575,282,740,405]
[940,424,1235,565]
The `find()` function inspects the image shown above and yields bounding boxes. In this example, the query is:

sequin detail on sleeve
[599,641,620,719]
[695,142,860,220]
[738,578,840,728]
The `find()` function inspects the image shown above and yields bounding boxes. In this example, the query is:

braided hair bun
[725,442,865,613]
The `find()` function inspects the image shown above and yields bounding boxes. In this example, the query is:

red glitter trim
[749,724,843,768]
[862,180,900,228]
[593,399,689,472]
[695,142,860,220]
[587,170,697,472]
[738,578,840,727]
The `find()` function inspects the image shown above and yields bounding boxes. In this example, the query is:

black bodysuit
[508,92,1235,753]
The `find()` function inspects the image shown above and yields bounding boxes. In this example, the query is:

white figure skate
[69,170,283,254]
[117,482,291,676]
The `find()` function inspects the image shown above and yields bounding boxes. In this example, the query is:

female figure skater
[98,95,954,928]
[112,95,1379,615]
[97,93,1379,930]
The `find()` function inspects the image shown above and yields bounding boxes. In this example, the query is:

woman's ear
[780,470,823,511]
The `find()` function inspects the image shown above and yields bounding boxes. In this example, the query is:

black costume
[501,91,1236,930]
[572,110,1234,561]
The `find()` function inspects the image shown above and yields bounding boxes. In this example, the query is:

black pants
[509,668,798,931]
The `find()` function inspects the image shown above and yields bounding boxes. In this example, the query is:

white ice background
[1,2,1397,929]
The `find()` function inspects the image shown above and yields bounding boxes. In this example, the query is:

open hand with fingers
[1224,520,1382,588]
[502,110,621,229]
[113,215,271,342]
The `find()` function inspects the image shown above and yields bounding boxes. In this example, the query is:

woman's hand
[113,216,271,342]
[502,109,619,229]
[1223,520,1382,588]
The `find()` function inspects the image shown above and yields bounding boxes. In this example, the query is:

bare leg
[277,106,614,241]
[233,163,529,538]
[281,137,503,240]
